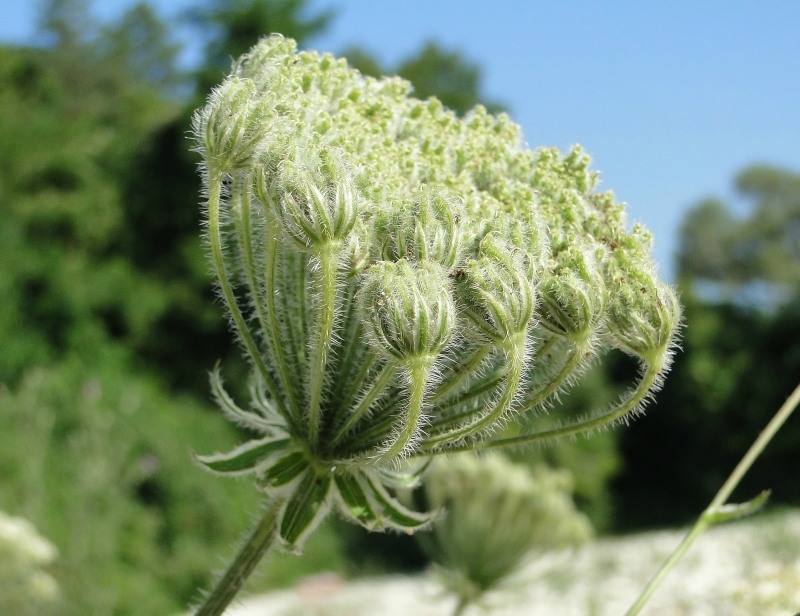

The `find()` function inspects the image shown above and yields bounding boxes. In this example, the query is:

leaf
[259,451,308,487]
[194,437,292,475]
[334,472,379,529]
[279,471,332,547]
[375,458,431,489]
[704,490,771,525]
[363,472,433,531]
[210,366,277,433]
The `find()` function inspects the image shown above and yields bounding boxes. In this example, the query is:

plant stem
[423,334,526,447]
[207,174,282,413]
[451,596,470,616]
[625,381,800,616]
[262,208,304,429]
[308,244,340,447]
[195,498,283,616]
[332,362,397,446]
[379,360,430,461]
[444,360,661,454]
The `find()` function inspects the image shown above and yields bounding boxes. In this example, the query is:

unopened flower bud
[503,210,550,278]
[373,186,465,268]
[537,244,606,346]
[266,150,360,250]
[342,219,371,275]
[233,34,297,86]
[358,260,456,364]
[606,258,682,366]
[455,235,535,342]
[193,76,267,174]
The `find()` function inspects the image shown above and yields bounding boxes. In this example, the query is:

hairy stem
[516,339,585,413]
[332,362,397,446]
[194,498,283,616]
[258,206,305,429]
[207,174,284,415]
[423,334,526,448]
[379,360,430,461]
[447,359,662,453]
[307,244,340,447]
[428,344,491,404]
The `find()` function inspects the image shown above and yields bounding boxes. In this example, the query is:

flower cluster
[417,453,591,612]
[191,35,681,548]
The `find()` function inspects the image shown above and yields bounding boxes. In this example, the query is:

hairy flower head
[191,35,681,550]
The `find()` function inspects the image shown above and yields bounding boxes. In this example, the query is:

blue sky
[4,1,800,279]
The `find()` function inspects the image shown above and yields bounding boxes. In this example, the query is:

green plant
[189,35,680,615]
[417,453,591,615]
[0,356,267,615]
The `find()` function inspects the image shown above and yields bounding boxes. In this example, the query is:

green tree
[37,0,95,49]
[678,165,800,306]
[345,41,504,116]
[97,3,185,95]
[187,0,335,92]
[397,41,504,115]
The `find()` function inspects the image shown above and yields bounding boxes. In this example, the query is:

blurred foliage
[678,165,800,306]
[0,355,264,615]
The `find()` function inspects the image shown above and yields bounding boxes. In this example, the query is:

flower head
[191,34,680,550]
[416,454,591,610]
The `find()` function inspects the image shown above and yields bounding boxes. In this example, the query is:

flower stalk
[194,498,283,616]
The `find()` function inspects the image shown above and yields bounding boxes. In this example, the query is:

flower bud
[503,210,549,278]
[264,149,360,250]
[193,76,268,174]
[358,260,456,364]
[418,454,591,603]
[232,34,297,85]
[455,235,535,342]
[373,186,465,268]
[537,243,606,345]
[606,257,682,365]
[342,218,371,275]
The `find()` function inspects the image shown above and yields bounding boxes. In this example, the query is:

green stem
[194,498,283,616]
[307,244,340,447]
[625,381,800,616]
[430,364,507,417]
[332,362,397,446]
[333,350,378,421]
[379,360,430,461]
[516,340,584,413]
[325,279,366,409]
[428,344,491,404]
[262,209,305,428]
[231,176,290,416]
[423,334,526,448]
[429,336,560,422]
[207,174,282,413]
[448,360,661,453]
[451,596,471,616]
